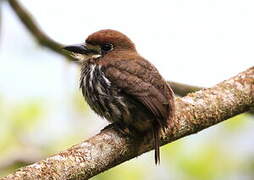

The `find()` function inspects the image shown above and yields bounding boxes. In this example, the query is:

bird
[63,29,175,164]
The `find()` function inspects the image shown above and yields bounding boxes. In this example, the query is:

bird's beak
[62,44,101,62]
[63,44,90,54]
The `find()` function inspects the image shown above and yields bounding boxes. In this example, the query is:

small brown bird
[63,29,174,164]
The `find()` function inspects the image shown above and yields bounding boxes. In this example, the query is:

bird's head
[63,29,136,62]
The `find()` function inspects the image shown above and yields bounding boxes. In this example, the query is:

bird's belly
[80,64,130,123]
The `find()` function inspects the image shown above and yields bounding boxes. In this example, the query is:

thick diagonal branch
[2,67,253,180]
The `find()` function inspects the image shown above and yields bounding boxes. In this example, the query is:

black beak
[63,44,90,54]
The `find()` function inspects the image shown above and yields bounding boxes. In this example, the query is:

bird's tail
[153,126,160,165]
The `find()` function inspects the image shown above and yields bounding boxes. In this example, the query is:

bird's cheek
[71,53,90,62]
[91,54,102,59]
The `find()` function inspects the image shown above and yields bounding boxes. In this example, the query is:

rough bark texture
[1,67,253,180]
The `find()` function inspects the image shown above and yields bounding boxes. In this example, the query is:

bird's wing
[104,58,174,127]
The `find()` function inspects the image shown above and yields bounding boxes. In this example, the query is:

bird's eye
[101,43,113,52]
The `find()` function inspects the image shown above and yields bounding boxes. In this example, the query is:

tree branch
[7,0,72,59]
[168,81,202,96]
[1,67,253,180]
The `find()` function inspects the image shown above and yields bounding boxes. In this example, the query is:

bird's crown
[86,29,135,50]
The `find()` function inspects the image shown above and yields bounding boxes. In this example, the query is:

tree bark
[1,67,253,180]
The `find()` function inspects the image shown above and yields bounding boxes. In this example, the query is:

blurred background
[0,0,254,179]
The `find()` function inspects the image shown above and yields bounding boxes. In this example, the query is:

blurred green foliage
[72,92,89,113]
[164,141,237,180]
[223,113,249,132]
[94,162,145,180]
[0,100,43,153]
[0,98,43,176]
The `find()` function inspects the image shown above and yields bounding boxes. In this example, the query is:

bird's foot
[101,122,140,138]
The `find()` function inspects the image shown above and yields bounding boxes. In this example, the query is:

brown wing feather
[103,57,173,128]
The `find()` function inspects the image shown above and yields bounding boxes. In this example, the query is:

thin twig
[8,0,72,59]
[168,81,202,96]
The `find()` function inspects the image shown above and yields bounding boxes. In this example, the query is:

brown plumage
[63,29,175,164]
